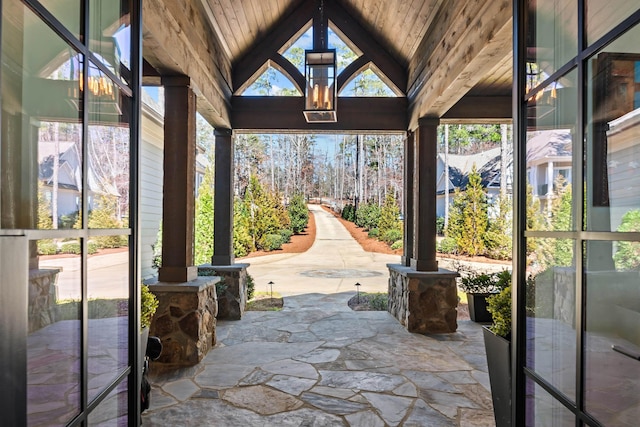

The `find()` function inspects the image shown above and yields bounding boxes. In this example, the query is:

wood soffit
[143,0,513,128]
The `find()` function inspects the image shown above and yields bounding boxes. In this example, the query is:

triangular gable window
[240,65,301,96]
[340,65,399,97]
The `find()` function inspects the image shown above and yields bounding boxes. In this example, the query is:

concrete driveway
[244,204,401,297]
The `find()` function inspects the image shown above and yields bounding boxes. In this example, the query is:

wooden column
[211,128,234,266]
[158,75,197,282]
[401,130,415,267]
[411,118,439,271]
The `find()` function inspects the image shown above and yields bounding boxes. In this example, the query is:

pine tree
[378,192,401,243]
[288,193,309,234]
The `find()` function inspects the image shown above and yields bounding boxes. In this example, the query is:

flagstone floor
[142,292,496,426]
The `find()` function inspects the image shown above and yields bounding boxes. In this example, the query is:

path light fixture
[355,282,361,304]
[268,281,274,300]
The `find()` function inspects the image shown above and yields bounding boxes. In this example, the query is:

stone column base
[387,264,459,333]
[148,277,219,367]
[198,264,250,320]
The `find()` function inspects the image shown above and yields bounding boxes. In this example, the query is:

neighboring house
[435,147,513,219]
[526,129,573,213]
[606,108,640,230]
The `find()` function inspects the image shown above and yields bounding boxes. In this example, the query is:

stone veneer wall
[149,277,219,367]
[387,264,459,333]
[198,264,249,320]
[28,268,62,333]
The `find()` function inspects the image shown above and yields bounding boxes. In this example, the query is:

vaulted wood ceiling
[142,0,513,130]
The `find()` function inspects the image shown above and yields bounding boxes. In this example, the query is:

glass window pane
[585,240,640,426]
[28,239,81,426]
[587,2,640,45]
[89,0,131,85]
[1,0,82,230]
[87,380,128,426]
[526,0,577,84]
[87,71,130,230]
[525,377,575,426]
[526,71,577,231]
[40,0,82,39]
[586,24,640,232]
[525,238,576,402]
[87,237,129,402]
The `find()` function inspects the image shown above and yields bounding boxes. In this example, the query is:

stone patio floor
[142,292,496,426]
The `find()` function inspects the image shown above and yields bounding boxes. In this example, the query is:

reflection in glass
[585,240,640,426]
[526,71,576,231]
[525,0,577,83]
[87,68,130,229]
[39,0,82,39]
[525,377,575,426]
[87,238,129,402]
[27,239,81,426]
[87,380,128,426]
[525,238,576,402]
[89,0,131,85]
[587,1,640,45]
[1,0,81,230]
[586,25,640,233]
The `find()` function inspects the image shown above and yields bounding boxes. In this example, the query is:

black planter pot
[483,326,511,427]
[467,293,493,322]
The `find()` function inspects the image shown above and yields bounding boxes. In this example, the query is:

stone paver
[142,206,495,425]
[143,293,495,426]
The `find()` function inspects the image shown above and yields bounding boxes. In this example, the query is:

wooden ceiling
[142,0,513,129]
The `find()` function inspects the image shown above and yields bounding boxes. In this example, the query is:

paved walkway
[142,206,495,426]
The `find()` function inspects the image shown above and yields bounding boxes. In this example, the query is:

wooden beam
[407,0,512,128]
[270,54,306,95]
[327,0,407,94]
[233,1,316,92]
[337,55,370,94]
[442,96,512,122]
[231,96,407,131]
[143,0,232,127]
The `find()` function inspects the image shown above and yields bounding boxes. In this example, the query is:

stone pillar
[212,128,234,266]
[149,277,219,367]
[402,130,415,266]
[158,75,197,283]
[199,264,249,320]
[411,117,439,271]
[388,264,458,333]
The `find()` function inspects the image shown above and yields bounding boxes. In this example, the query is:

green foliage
[368,228,379,238]
[390,240,403,251]
[195,179,214,265]
[279,228,293,244]
[355,202,381,230]
[233,199,254,257]
[215,279,228,298]
[484,194,513,260]
[244,176,289,251]
[438,237,458,254]
[141,284,159,330]
[446,166,488,256]
[460,270,511,294]
[487,286,511,338]
[381,228,403,244]
[436,217,445,235]
[87,196,127,248]
[152,222,162,270]
[378,192,402,241]
[37,184,54,230]
[262,233,284,251]
[288,193,309,233]
[614,210,640,270]
[246,274,255,300]
[341,204,356,222]
[367,293,388,311]
[58,212,79,229]
[59,241,98,255]
[38,240,58,255]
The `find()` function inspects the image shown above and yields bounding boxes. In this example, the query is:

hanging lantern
[303,49,337,123]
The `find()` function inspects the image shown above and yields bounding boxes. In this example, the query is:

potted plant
[483,284,511,427]
[140,284,159,360]
[460,270,511,322]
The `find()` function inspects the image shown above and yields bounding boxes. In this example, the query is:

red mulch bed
[238,206,317,259]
